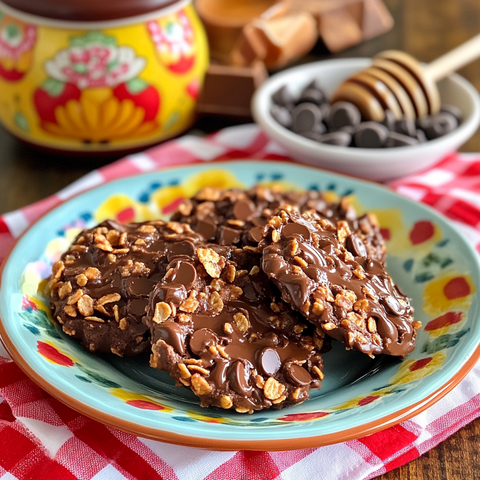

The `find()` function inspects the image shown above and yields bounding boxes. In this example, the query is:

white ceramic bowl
[252,58,480,181]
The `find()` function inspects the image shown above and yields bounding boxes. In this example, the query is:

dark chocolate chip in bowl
[382,109,396,131]
[300,122,327,141]
[385,131,420,147]
[423,112,458,140]
[297,87,326,106]
[284,363,312,387]
[270,104,292,128]
[416,129,427,143]
[339,125,355,135]
[291,103,322,133]
[354,122,389,148]
[258,347,281,376]
[440,103,462,124]
[328,101,361,130]
[320,103,331,120]
[303,78,327,96]
[272,85,294,107]
[394,118,416,137]
[317,131,352,146]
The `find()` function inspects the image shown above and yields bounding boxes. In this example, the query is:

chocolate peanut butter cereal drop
[260,209,421,358]
[145,244,325,413]
[49,220,203,356]
[171,186,386,263]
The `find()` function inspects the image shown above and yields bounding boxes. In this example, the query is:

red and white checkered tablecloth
[1,124,480,480]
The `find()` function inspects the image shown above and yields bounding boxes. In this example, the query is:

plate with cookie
[1,160,479,450]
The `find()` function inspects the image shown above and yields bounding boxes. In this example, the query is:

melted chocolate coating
[260,209,420,358]
[49,220,202,356]
[145,245,325,413]
[171,186,386,262]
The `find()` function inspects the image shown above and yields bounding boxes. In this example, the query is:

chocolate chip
[383,295,405,315]
[156,323,186,355]
[233,198,256,221]
[291,103,322,133]
[416,129,427,143]
[282,222,311,240]
[423,112,458,140]
[297,88,326,106]
[284,363,312,386]
[346,233,367,257]
[317,131,352,146]
[339,125,355,135]
[228,360,253,396]
[218,226,241,245]
[154,284,188,304]
[125,277,155,297]
[394,118,416,137]
[385,131,420,147]
[168,240,197,259]
[197,219,217,240]
[328,101,361,130]
[300,122,327,141]
[270,104,292,128]
[440,104,462,124]
[303,78,326,97]
[127,298,148,316]
[189,328,218,355]
[272,85,294,107]
[171,261,197,289]
[248,225,265,243]
[354,122,389,148]
[382,109,396,131]
[258,348,281,376]
[320,103,331,120]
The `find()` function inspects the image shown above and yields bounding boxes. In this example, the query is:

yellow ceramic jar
[0,0,208,153]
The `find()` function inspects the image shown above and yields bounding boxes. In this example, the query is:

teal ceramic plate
[1,161,480,451]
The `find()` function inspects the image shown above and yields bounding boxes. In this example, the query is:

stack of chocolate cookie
[49,185,420,413]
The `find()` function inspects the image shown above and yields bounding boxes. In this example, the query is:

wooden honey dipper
[331,33,480,121]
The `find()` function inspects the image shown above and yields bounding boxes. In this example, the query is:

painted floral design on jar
[0,12,37,81]
[147,9,196,74]
[33,31,160,144]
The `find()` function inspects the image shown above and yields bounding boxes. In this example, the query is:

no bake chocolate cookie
[260,208,421,357]
[49,219,203,356]
[145,243,325,413]
[172,185,386,262]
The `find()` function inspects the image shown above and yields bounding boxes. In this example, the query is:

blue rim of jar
[0,0,191,29]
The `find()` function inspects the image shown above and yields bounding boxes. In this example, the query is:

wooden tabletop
[1,0,480,478]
